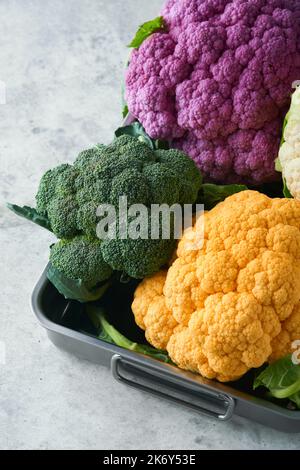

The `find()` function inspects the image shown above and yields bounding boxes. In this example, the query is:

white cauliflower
[278,86,300,199]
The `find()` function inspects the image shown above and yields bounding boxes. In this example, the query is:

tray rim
[31,266,300,423]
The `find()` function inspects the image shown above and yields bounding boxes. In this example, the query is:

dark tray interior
[40,278,297,412]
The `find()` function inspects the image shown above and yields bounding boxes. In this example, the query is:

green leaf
[122,104,129,119]
[133,343,174,364]
[283,178,293,198]
[128,16,167,49]
[121,53,131,119]
[7,203,52,232]
[280,115,289,147]
[115,121,169,151]
[254,355,300,409]
[47,263,111,303]
[115,122,153,148]
[275,157,282,173]
[88,308,114,344]
[200,184,248,210]
[86,305,173,364]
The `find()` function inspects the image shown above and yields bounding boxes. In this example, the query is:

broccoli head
[33,134,202,290]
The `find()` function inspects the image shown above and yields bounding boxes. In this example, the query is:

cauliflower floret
[279,86,300,199]
[132,271,168,330]
[132,190,300,382]
[270,304,300,362]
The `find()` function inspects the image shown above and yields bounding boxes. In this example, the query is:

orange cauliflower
[132,190,300,382]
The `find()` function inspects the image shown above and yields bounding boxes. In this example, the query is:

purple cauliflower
[126,0,300,184]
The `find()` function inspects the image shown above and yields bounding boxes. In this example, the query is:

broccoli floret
[50,236,112,288]
[100,211,177,279]
[110,168,150,206]
[101,236,176,279]
[36,164,72,215]
[47,196,78,239]
[73,146,105,170]
[142,164,180,205]
[76,201,98,237]
[155,149,203,204]
[108,135,155,161]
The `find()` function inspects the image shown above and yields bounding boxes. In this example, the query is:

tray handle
[111,354,235,421]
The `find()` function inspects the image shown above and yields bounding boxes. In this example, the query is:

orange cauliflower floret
[132,190,300,382]
[132,271,178,350]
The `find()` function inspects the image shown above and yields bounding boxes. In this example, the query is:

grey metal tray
[31,267,300,433]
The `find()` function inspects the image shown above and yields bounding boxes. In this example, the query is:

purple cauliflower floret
[126,0,300,184]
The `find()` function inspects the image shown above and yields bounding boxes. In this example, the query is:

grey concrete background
[0,0,299,450]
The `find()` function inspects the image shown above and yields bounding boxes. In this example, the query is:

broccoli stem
[87,305,139,350]
[86,304,172,364]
